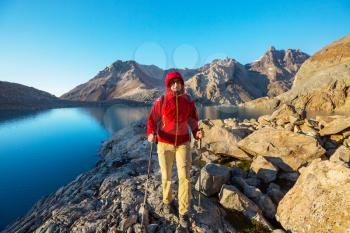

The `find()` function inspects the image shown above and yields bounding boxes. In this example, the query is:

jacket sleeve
[188,100,199,138]
[147,98,162,135]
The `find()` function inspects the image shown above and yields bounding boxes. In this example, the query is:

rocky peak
[246,47,309,97]
[251,47,309,79]
[185,58,260,105]
[61,60,163,102]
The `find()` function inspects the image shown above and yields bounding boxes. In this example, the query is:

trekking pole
[140,137,154,231]
[198,128,203,211]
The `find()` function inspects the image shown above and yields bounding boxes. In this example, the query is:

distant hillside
[0,81,135,110]
[0,81,63,110]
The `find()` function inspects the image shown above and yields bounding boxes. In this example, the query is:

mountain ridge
[61,47,309,105]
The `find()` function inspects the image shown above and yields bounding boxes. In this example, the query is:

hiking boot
[163,201,176,215]
[179,214,189,228]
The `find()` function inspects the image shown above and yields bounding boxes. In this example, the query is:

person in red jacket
[147,71,203,229]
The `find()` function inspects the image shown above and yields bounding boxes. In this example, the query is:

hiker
[147,71,204,229]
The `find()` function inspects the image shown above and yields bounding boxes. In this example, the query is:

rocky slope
[3,102,350,233]
[60,60,164,103]
[62,48,308,105]
[185,58,263,105]
[242,34,350,113]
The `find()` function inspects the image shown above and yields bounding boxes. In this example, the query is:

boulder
[250,156,278,183]
[299,123,318,137]
[258,195,276,219]
[195,163,231,196]
[330,134,344,143]
[316,115,348,128]
[278,172,299,182]
[230,167,248,178]
[266,183,284,204]
[319,116,350,136]
[344,138,350,147]
[244,177,261,187]
[257,114,271,125]
[199,151,221,164]
[276,159,350,233]
[269,104,301,125]
[242,184,263,203]
[219,185,273,230]
[330,145,350,164]
[199,119,252,160]
[191,193,237,233]
[237,127,326,171]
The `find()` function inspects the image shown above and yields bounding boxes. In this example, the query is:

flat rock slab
[319,116,350,136]
[199,119,252,160]
[237,127,326,171]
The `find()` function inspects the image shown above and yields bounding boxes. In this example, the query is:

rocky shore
[2,102,350,233]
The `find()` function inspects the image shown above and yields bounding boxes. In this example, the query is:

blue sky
[0,0,349,96]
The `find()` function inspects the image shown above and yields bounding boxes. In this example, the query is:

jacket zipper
[175,94,179,146]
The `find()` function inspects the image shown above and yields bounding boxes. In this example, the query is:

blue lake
[0,104,263,230]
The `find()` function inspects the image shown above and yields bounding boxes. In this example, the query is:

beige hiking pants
[157,141,192,215]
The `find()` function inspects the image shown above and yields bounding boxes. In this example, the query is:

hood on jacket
[164,71,185,94]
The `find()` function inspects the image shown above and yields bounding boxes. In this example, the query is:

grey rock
[244,177,261,187]
[278,172,299,182]
[250,156,278,183]
[230,167,248,178]
[258,195,276,219]
[219,184,273,230]
[147,224,159,233]
[267,183,284,204]
[195,163,231,197]
[242,184,263,203]
[231,176,247,190]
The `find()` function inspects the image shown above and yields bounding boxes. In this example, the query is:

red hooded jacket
[147,71,199,146]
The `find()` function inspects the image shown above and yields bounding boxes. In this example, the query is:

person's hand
[196,129,204,139]
[148,134,155,143]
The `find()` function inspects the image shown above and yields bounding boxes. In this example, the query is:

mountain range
[60,48,309,105]
[4,34,349,113]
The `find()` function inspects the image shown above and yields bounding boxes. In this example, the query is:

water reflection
[79,104,272,135]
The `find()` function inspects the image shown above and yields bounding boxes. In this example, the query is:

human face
[169,78,183,93]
